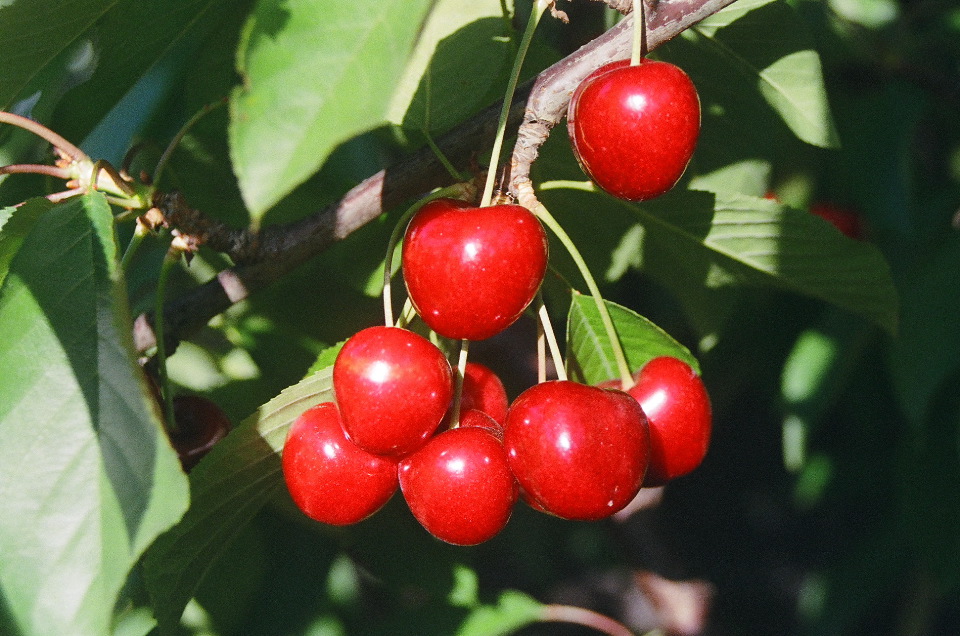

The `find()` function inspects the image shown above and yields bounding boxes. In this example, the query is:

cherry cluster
[282,58,710,545]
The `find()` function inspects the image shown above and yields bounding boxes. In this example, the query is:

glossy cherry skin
[399,426,517,545]
[568,59,700,202]
[810,202,861,239]
[504,380,650,521]
[170,395,232,471]
[333,326,453,457]
[402,198,548,341]
[458,362,509,426]
[625,357,711,487]
[282,402,399,525]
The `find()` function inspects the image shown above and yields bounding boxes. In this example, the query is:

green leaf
[566,292,700,385]
[53,0,242,145]
[0,194,189,636]
[307,340,346,375]
[0,0,114,110]
[887,238,960,422]
[230,0,433,220]
[455,590,543,636]
[0,199,52,288]
[143,367,333,631]
[387,0,512,136]
[688,0,839,149]
[543,185,899,334]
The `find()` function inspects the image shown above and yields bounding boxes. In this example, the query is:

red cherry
[333,326,453,457]
[169,395,232,471]
[401,198,549,341]
[399,426,517,545]
[282,402,398,525]
[810,202,862,239]
[460,362,509,425]
[504,380,650,521]
[567,59,701,201]
[456,408,504,437]
[626,357,711,487]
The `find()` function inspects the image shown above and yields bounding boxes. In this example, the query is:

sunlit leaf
[542,185,899,334]
[566,292,700,385]
[0,193,189,636]
[688,0,839,148]
[455,590,543,636]
[230,0,433,220]
[387,0,512,136]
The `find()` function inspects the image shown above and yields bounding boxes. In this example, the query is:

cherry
[401,198,549,341]
[399,426,517,545]
[623,356,711,487]
[567,59,700,202]
[459,361,510,425]
[810,202,861,239]
[169,395,232,471]
[282,402,398,525]
[456,408,504,436]
[333,326,453,457]
[503,380,650,521]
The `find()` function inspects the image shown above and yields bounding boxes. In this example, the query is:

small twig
[540,604,635,636]
[0,163,72,179]
[0,111,88,162]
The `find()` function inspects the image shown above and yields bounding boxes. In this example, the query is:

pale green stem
[120,221,151,273]
[537,299,567,382]
[449,340,470,429]
[479,0,547,207]
[531,201,633,387]
[155,248,182,433]
[631,0,645,65]
[536,301,547,384]
[395,298,417,329]
[422,70,464,181]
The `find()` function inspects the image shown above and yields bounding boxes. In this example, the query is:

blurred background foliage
[1,0,959,634]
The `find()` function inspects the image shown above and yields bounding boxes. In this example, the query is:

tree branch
[133,0,739,355]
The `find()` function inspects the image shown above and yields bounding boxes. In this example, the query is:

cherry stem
[536,296,548,384]
[46,188,86,203]
[396,298,417,328]
[381,183,476,326]
[449,339,470,428]
[479,0,547,208]
[631,0,645,65]
[0,111,88,162]
[537,298,567,382]
[155,246,183,434]
[0,163,72,179]
[152,97,228,188]
[527,195,633,387]
[422,71,465,182]
[121,221,151,273]
[539,604,635,636]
